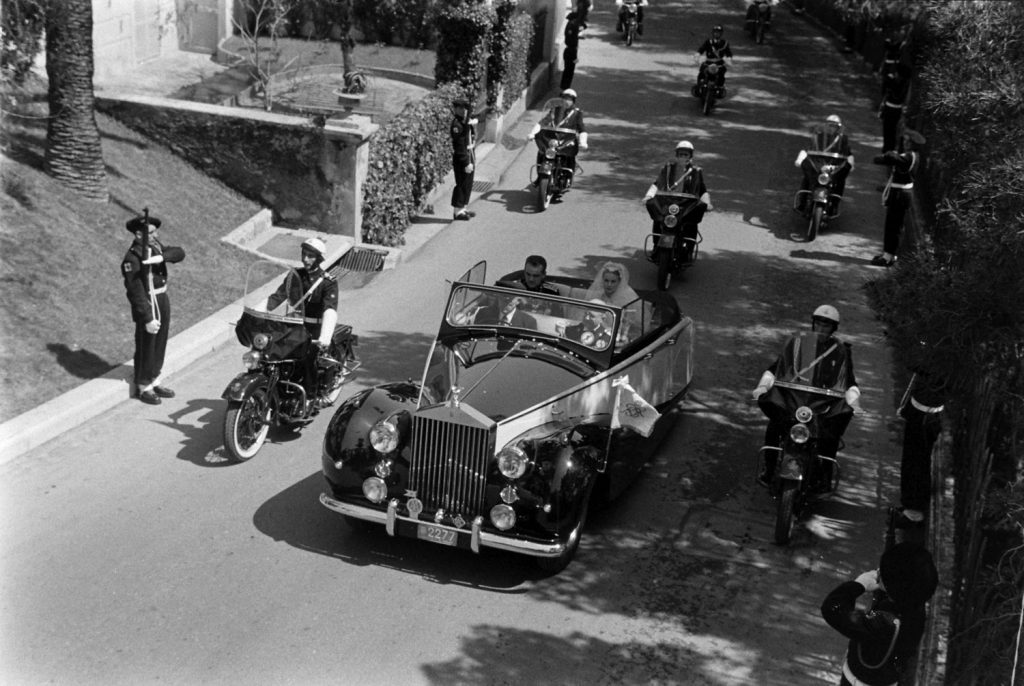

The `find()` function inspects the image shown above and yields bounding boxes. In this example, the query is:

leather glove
[751,385,769,400]
[145,320,161,334]
[855,570,880,592]
[142,254,164,265]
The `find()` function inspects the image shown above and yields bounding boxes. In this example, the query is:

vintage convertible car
[319,262,695,572]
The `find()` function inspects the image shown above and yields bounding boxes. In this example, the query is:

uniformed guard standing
[122,211,186,405]
[871,129,924,267]
[878,63,911,154]
[450,98,478,221]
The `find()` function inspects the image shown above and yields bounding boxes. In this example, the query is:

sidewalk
[0,88,549,467]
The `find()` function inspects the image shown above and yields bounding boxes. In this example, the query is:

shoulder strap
[857,617,902,669]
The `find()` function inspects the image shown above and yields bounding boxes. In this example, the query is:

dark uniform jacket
[698,37,732,62]
[810,129,852,157]
[876,150,918,203]
[822,581,927,686]
[767,332,857,392]
[451,115,476,168]
[268,267,339,329]
[121,240,186,322]
[653,161,707,196]
[540,106,585,135]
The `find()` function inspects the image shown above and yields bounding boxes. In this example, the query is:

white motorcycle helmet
[675,140,695,155]
[812,304,840,331]
[301,237,327,268]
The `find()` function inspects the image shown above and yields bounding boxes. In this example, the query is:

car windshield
[445,285,620,353]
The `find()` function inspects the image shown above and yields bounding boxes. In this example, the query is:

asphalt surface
[1,2,922,685]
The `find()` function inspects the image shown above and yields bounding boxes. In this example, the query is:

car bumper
[319,493,568,559]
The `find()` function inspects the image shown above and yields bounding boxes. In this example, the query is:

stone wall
[96,95,375,242]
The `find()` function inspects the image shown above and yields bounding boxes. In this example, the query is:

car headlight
[497,445,529,480]
[369,418,399,453]
[490,504,516,530]
[664,214,678,228]
[362,477,388,504]
[242,351,261,370]
[252,333,270,351]
[818,172,832,185]
[790,423,810,444]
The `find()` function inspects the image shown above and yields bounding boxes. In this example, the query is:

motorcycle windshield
[537,99,580,138]
[772,332,851,395]
[235,260,310,358]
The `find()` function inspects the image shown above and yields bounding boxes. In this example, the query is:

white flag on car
[610,375,661,438]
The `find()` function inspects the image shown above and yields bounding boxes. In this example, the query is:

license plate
[659,234,675,248]
[417,523,458,547]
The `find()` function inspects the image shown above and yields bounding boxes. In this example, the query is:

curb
[0,96,549,466]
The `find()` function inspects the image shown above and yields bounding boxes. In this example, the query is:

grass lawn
[219,36,436,77]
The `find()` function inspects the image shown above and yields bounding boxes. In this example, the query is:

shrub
[433,1,494,96]
[361,82,463,246]
[487,0,535,115]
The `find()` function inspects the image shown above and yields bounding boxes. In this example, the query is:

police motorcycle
[621,1,641,46]
[222,260,359,462]
[754,332,855,544]
[530,98,582,211]
[793,150,845,242]
[747,0,772,44]
[693,59,726,115]
[643,191,707,291]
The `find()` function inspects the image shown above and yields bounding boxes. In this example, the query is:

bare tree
[232,0,298,111]
[43,0,107,200]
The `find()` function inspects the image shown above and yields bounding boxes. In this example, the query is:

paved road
[1,2,906,684]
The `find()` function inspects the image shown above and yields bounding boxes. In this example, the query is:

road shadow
[252,471,545,591]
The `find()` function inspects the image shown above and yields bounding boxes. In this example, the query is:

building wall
[93,0,229,81]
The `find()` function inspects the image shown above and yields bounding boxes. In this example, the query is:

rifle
[141,208,160,327]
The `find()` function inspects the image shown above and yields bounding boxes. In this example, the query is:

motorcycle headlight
[708,63,720,74]
[790,423,811,444]
[369,418,399,454]
[490,504,516,531]
[668,203,680,215]
[497,445,529,480]
[545,148,556,159]
[664,214,679,228]
[252,333,270,351]
[795,406,814,423]
[818,172,832,185]
[242,351,261,370]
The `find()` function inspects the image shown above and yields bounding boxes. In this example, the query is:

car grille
[408,410,493,519]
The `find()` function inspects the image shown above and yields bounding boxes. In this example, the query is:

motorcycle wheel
[538,177,552,211]
[223,387,271,462]
[806,204,823,242]
[656,248,673,291]
[774,481,798,545]
[703,86,714,115]
[626,25,635,46]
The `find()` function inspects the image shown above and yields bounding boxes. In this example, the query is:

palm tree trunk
[44,0,107,201]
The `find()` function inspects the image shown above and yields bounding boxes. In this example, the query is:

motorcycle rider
[752,305,862,485]
[267,237,339,412]
[694,25,733,95]
[527,88,588,183]
[795,114,854,215]
[615,0,648,36]
[745,0,774,34]
[643,140,712,263]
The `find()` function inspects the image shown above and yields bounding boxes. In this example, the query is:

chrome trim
[320,493,568,558]
[772,380,846,399]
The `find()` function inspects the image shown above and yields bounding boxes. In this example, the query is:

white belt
[149,286,167,295]
[882,100,903,109]
[911,396,944,413]
[303,316,321,324]
[889,182,913,189]
[843,660,896,686]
